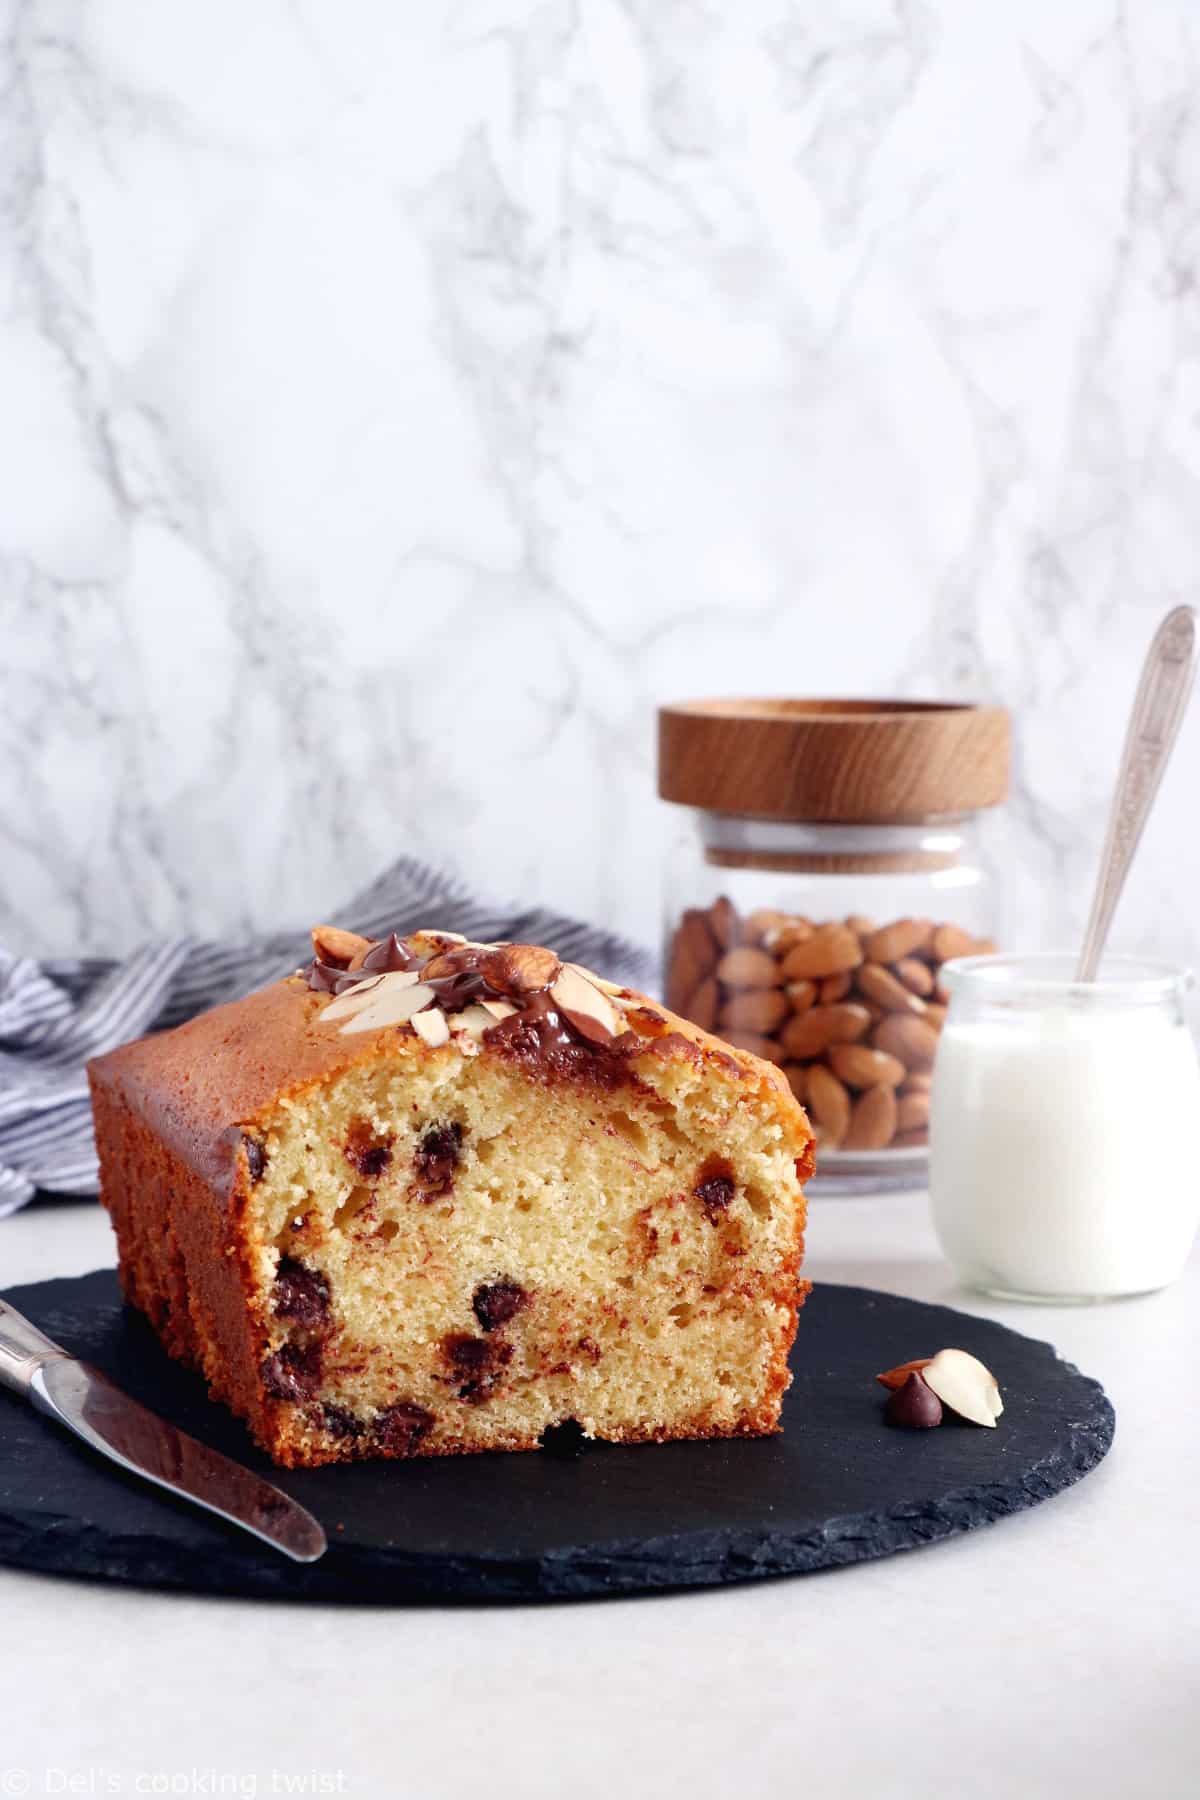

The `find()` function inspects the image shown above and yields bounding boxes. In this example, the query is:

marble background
[3,0,1199,969]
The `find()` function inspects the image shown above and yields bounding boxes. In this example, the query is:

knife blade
[0,1294,326,1563]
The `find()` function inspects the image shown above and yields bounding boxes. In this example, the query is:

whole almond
[894,956,934,998]
[779,924,863,982]
[786,978,818,1014]
[722,1029,785,1065]
[845,914,876,936]
[709,895,740,950]
[806,1064,851,1145]
[716,945,782,990]
[843,1083,897,1151]
[687,975,718,1033]
[667,911,718,1006]
[767,921,816,955]
[896,1089,931,1133]
[780,1003,870,1060]
[720,988,789,1034]
[875,1013,939,1070]
[924,1003,948,1032]
[863,918,933,964]
[746,908,794,943]
[893,1127,929,1148]
[932,922,976,963]
[828,1044,906,1090]
[877,1357,933,1391]
[311,923,372,969]
[900,1072,932,1095]
[819,972,853,1004]
[483,943,562,994]
[933,980,950,1006]
[782,1063,808,1104]
[857,963,928,1016]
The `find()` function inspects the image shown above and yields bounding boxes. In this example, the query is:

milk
[930,1004,1200,1299]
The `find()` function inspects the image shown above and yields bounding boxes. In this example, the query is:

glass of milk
[930,953,1200,1301]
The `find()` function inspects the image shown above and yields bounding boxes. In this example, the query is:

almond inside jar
[664,901,994,1155]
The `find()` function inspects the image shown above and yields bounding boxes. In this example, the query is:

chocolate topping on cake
[305,932,639,1084]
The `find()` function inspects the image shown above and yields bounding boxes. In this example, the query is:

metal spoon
[1076,605,1199,982]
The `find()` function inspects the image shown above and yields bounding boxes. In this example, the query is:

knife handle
[0,1298,70,1398]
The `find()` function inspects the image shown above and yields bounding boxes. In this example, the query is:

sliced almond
[339,979,436,1035]
[446,1004,496,1041]
[311,924,371,969]
[320,972,394,1022]
[876,1357,933,1392]
[921,1348,1003,1428]
[411,1007,450,1047]
[550,964,622,1044]
[478,998,518,1021]
[566,963,624,997]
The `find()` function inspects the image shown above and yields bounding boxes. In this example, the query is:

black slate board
[0,1270,1113,1603]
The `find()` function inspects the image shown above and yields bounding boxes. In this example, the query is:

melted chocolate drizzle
[303,934,634,1083]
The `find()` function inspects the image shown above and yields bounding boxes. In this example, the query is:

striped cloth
[0,857,656,1219]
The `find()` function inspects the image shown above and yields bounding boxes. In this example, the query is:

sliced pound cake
[88,927,813,1467]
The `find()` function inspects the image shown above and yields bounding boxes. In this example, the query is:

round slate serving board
[0,1271,1113,1603]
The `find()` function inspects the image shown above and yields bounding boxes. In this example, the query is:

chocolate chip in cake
[345,1118,394,1179]
[442,1332,512,1402]
[273,1256,332,1329]
[261,1341,322,1402]
[322,1403,364,1440]
[414,1121,463,1195]
[374,1401,435,1455]
[694,1163,736,1223]
[243,1134,267,1183]
[472,1279,528,1333]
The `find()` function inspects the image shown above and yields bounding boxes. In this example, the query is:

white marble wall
[3,1,1199,966]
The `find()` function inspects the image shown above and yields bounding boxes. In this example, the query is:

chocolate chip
[414,1121,463,1195]
[374,1401,435,1455]
[694,1172,735,1222]
[540,1419,588,1459]
[273,1257,332,1330]
[884,1371,943,1430]
[322,1403,363,1440]
[243,1135,267,1183]
[442,1332,512,1402]
[261,1342,322,1402]
[472,1279,528,1333]
[345,1120,394,1179]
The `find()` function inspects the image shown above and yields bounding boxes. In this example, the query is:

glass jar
[657,699,1011,1191]
[930,954,1200,1300]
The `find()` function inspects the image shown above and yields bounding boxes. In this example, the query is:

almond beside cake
[87,927,814,1468]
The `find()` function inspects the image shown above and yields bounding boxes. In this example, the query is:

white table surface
[2,1192,1195,1800]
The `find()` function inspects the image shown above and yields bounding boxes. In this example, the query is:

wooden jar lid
[657,699,1010,821]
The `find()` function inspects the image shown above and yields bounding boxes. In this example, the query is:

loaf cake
[88,927,813,1468]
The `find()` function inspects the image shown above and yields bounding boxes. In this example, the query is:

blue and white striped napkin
[0,857,655,1218]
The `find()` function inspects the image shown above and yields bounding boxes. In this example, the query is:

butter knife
[0,1295,326,1563]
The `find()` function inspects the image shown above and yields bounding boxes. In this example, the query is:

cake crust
[89,931,813,1467]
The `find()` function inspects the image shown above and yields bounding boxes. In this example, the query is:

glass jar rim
[940,951,1193,1005]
